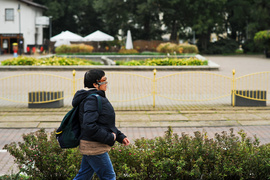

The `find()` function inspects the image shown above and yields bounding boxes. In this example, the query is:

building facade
[0,0,47,54]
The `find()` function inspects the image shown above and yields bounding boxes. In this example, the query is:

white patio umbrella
[125,30,133,49]
[50,30,84,42]
[84,30,114,41]
[54,39,71,47]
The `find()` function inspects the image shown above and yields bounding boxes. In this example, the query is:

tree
[93,0,129,40]
[225,0,252,43]
[248,0,270,38]
[33,0,103,38]
[187,0,227,51]
[93,0,163,40]
[158,0,191,41]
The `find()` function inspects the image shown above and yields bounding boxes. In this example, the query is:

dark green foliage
[111,127,270,180]
[3,129,82,180]
[242,39,264,54]
[201,38,239,54]
[0,174,29,180]
[4,128,270,179]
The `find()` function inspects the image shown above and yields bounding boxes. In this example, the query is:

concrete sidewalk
[1,108,270,128]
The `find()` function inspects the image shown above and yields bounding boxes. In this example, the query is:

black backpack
[56,93,102,149]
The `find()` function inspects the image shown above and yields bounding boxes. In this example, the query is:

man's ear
[93,83,98,88]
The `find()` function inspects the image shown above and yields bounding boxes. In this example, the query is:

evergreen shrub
[4,128,270,180]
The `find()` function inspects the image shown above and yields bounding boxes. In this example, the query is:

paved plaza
[0,54,270,176]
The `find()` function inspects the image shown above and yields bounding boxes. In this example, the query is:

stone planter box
[232,90,267,106]
[28,91,64,108]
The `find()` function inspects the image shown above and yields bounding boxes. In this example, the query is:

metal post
[73,70,76,95]
[49,16,52,40]
[18,4,22,55]
[152,69,157,108]
[232,69,236,107]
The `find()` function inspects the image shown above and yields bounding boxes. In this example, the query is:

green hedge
[1,56,102,66]
[3,128,270,180]
[120,57,208,66]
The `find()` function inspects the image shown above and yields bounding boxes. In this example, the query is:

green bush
[1,56,102,66]
[201,38,239,54]
[4,128,270,179]
[254,30,270,57]
[254,30,270,44]
[0,174,29,180]
[156,43,199,54]
[123,57,208,66]
[242,39,264,54]
[55,44,94,54]
[3,129,81,180]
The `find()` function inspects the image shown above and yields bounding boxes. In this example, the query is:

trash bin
[232,90,267,106]
[28,91,64,108]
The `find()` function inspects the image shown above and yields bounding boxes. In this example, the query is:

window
[5,8,14,21]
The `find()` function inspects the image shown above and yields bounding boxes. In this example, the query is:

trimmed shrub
[1,56,102,66]
[4,128,270,179]
[55,44,94,54]
[123,57,207,66]
[156,43,199,54]
[118,48,139,54]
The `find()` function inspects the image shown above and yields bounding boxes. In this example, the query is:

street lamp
[49,16,52,40]
[17,4,22,55]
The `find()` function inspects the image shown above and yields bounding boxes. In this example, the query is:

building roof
[18,0,48,10]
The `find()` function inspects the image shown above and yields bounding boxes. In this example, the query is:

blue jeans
[73,152,116,180]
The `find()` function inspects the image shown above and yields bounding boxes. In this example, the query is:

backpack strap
[86,93,102,114]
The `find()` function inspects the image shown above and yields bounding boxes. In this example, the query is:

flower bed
[118,57,208,66]
[1,56,207,66]
[1,56,101,66]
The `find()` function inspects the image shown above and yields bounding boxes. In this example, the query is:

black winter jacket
[72,88,126,146]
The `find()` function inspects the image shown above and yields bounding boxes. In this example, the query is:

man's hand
[122,138,130,146]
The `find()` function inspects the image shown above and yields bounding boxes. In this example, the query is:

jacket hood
[72,88,105,107]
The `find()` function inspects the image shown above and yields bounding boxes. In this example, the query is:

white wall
[0,0,45,52]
